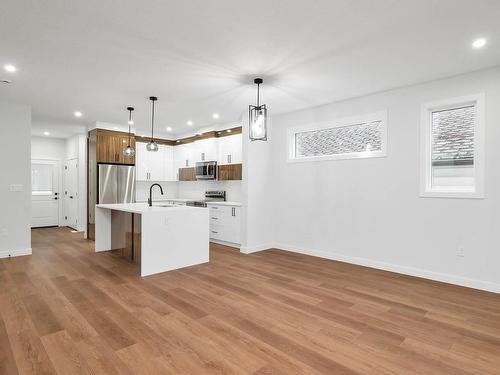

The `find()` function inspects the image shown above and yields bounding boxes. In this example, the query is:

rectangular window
[287,111,387,162]
[420,94,485,198]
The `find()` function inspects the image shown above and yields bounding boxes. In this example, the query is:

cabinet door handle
[211,217,218,220]
[212,206,218,209]
[211,231,218,234]
[228,154,232,164]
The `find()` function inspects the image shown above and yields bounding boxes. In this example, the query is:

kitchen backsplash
[136,180,242,202]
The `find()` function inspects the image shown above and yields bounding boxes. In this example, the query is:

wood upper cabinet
[217,164,242,181]
[96,130,135,165]
[178,167,196,181]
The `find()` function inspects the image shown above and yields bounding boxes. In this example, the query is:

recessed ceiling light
[74,111,83,117]
[166,126,172,132]
[43,131,50,136]
[472,38,487,49]
[212,113,220,119]
[187,120,193,126]
[226,129,232,133]
[4,64,16,73]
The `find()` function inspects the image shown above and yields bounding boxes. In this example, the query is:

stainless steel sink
[153,204,175,208]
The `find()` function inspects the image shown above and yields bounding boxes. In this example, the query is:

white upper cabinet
[194,138,219,162]
[136,142,166,181]
[163,145,176,181]
[218,134,242,164]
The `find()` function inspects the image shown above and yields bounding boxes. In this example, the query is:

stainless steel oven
[195,161,217,180]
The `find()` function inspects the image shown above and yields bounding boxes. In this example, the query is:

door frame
[63,157,79,230]
[31,158,62,227]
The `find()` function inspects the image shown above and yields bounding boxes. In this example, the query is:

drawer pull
[211,231,218,234]
[211,217,218,220]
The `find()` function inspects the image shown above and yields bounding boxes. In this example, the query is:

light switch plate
[9,184,24,192]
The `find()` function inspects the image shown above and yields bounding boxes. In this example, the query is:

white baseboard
[240,243,274,254]
[0,248,32,259]
[210,239,240,249]
[274,243,500,294]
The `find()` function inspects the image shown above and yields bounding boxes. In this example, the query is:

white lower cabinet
[208,204,241,245]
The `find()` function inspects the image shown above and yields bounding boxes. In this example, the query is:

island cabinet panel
[96,130,135,165]
[217,164,242,181]
[178,167,196,181]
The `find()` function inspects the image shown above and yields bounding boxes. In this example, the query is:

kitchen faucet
[148,183,164,207]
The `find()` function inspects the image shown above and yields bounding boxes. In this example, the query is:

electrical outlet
[456,246,465,259]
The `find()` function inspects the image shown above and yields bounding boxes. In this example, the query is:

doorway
[64,158,79,230]
[31,159,60,227]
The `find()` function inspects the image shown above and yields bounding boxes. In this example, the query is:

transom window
[287,111,387,162]
[420,94,485,198]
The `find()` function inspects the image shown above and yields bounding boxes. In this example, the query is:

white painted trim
[0,248,32,259]
[420,93,485,199]
[210,239,241,249]
[240,243,274,254]
[287,110,388,163]
[275,243,500,294]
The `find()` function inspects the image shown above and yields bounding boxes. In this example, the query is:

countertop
[96,202,206,214]
[135,198,242,206]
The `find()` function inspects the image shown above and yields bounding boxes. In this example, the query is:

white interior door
[64,158,78,230]
[31,159,60,228]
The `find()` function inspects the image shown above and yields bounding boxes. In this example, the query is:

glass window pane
[31,163,53,194]
[431,106,475,190]
[295,120,382,158]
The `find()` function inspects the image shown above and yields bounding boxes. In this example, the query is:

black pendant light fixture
[146,96,159,152]
[249,78,267,141]
[123,106,135,156]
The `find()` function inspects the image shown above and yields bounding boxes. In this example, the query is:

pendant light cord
[151,99,155,140]
[128,109,132,146]
[256,83,260,107]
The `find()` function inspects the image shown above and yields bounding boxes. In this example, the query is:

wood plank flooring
[1,227,500,374]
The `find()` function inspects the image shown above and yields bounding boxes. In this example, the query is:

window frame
[420,93,485,199]
[287,110,388,163]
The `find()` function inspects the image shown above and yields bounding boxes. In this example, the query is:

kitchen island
[95,203,209,276]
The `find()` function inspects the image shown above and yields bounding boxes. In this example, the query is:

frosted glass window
[32,163,53,194]
[287,111,387,162]
[431,106,475,190]
[420,94,484,199]
[295,121,383,158]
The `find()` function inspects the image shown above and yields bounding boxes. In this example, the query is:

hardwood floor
[1,227,500,374]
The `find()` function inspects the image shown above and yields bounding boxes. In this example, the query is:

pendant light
[123,107,135,156]
[249,78,267,141]
[146,96,159,151]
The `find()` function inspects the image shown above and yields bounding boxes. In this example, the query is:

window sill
[420,189,484,199]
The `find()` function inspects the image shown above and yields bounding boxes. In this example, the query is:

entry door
[31,160,59,227]
[64,158,78,230]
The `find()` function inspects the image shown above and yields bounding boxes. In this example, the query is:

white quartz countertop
[96,203,206,214]
[135,198,242,206]
[206,201,242,207]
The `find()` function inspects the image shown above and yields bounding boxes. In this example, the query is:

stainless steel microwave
[195,161,217,180]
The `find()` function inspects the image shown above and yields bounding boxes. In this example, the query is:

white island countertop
[96,202,204,213]
[95,203,209,277]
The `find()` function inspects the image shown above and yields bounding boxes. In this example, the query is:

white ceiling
[1,0,499,138]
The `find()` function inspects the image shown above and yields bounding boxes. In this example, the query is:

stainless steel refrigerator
[88,164,135,240]
[98,164,136,204]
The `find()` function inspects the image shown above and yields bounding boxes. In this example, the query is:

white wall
[0,102,32,258]
[265,67,500,293]
[241,115,275,253]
